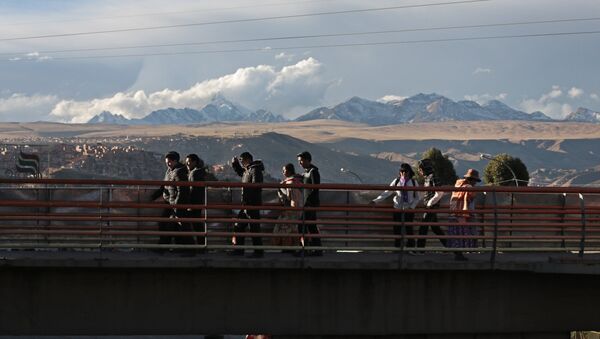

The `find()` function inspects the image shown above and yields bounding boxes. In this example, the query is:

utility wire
[2,16,599,57]
[0,0,339,27]
[0,0,491,42]
[27,29,600,61]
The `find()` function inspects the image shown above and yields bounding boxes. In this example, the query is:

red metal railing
[1,178,599,263]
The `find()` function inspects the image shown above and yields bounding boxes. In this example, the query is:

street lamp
[479,153,519,186]
[340,167,363,184]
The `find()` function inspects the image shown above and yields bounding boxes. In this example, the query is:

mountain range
[87,93,600,125]
[87,95,286,125]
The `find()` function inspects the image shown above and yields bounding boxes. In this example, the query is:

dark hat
[239,151,253,161]
[297,151,312,161]
[418,159,434,173]
[164,151,180,161]
[463,168,481,182]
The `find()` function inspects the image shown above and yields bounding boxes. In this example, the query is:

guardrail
[1,178,599,264]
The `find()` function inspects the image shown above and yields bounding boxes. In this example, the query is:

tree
[482,153,529,186]
[419,148,458,185]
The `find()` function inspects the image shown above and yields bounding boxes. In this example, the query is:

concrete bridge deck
[2,250,600,275]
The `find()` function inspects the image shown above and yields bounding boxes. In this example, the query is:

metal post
[490,190,499,268]
[345,190,350,248]
[579,193,586,258]
[560,193,567,249]
[398,210,406,268]
[300,188,306,259]
[99,187,104,252]
[204,183,209,251]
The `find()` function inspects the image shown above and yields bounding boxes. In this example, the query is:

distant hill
[296,93,553,125]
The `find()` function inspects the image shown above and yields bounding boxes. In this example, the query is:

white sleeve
[372,178,397,203]
[427,191,445,207]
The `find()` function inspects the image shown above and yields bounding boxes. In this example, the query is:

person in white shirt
[371,163,420,252]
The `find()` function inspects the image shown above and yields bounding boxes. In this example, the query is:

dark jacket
[423,173,444,208]
[162,162,190,206]
[188,167,207,205]
[302,164,320,207]
[232,160,264,205]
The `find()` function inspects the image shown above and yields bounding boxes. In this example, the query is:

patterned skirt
[447,216,478,248]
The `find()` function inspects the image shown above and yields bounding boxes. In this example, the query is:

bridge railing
[1,178,599,262]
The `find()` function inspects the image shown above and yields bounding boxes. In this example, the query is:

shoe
[454,253,468,261]
[228,250,244,256]
[247,251,264,258]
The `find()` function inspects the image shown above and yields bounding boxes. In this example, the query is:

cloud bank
[50,57,334,123]
[0,93,59,122]
[519,85,573,119]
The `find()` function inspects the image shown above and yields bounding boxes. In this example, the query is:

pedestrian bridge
[1,178,600,338]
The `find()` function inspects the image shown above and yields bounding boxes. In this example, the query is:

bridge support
[1,256,599,336]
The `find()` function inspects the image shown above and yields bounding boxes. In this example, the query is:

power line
[3,16,600,57]
[0,0,491,42]
[27,29,600,61]
[0,0,339,27]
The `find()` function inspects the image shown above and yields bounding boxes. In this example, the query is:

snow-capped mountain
[134,108,207,125]
[86,94,287,125]
[87,111,130,124]
[297,96,399,125]
[564,107,600,123]
[295,93,553,125]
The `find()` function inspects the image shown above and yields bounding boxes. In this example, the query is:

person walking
[274,163,303,250]
[371,163,420,253]
[416,159,447,250]
[231,152,264,258]
[185,153,207,253]
[297,151,323,256]
[151,151,194,253]
[448,168,481,261]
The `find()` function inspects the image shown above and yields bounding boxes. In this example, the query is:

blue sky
[0,0,599,122]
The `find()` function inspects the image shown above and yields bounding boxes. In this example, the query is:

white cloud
[568,87,584,98]
[50,57,334,123]
[519,86,574,119]
[540,85,563,102]
[275,52,295,61]
[590,93,599,101]
[378,95,407,103]
[473,67,492,75]
[8,51,53,62]
[0,93,59,122]
[463,93,508,104]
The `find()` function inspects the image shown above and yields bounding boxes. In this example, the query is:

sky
[0,0,599,122]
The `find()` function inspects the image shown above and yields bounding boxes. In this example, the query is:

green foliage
[482,153,529,186]
[419,148,458,185]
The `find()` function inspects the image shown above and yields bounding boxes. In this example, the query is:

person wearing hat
[151,151,194,253]
[416,159,447,250]
[371,163,420,253]
[297,151,323,256]
[448,168,482,261]
[231,151,265,258]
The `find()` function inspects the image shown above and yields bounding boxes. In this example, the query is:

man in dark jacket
[231,151,264,258]
[417,158,447,250]
[297,151,322,256]
[152,151,194,249]
[186,153,207,251]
